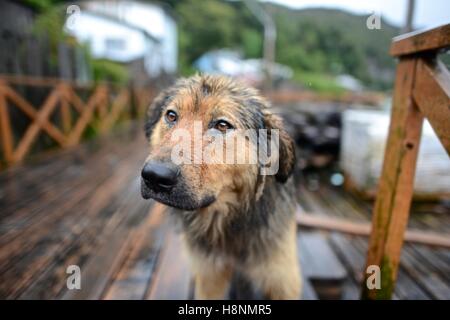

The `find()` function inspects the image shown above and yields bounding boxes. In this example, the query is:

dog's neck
[172,177,296,262]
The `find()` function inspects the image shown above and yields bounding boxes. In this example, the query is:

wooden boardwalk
[0,123,449,300]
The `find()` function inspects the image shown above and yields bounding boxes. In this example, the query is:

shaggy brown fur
[141,74,301,299]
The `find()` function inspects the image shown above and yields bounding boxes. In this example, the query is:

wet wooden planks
[298,232,347,299]
[299,183,450,300]
[0,124,152,299]
[0,123,449,300]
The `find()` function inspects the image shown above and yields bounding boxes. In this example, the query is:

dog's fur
[141,74,301,299]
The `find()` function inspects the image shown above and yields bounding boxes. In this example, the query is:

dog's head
[141,75,295,211]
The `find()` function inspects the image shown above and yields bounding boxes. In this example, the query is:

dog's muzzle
[140,161,216,210]
[141,161,179,192]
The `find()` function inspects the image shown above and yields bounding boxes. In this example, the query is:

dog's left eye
[214,120,234,133]
[165,110,178,123]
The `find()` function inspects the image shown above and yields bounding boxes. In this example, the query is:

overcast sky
[262,0,450,30]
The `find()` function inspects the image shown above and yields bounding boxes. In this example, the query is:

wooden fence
[0,75,154,167]
[362,24,450,299]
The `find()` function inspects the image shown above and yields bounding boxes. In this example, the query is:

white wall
[66,12,150,63]
[84,0,178,74]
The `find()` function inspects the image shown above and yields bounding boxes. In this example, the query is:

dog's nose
[141,161,179,191]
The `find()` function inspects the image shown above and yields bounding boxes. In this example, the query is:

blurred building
[194,49,292,87]
[68,0,178,78]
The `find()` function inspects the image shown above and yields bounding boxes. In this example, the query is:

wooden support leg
[361,57,424,299]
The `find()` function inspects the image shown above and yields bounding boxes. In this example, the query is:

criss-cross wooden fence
[362,24,450,299]
[0,75,154,167]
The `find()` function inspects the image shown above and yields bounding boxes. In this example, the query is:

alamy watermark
[168,121,280,176]
[65,4,81,30]
[66,265,81,290]
[366,12,382,30]
[366,265,381,290]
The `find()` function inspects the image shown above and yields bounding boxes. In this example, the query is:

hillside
[171,0,400,91]
[267,6,400,90]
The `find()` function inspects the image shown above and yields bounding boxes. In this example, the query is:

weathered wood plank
[298,232,347,299]
[301,277,318,300]
[146,227,192,300]
[354,237,431,300]
[0,129,146,298]
[390,24,450,56]
[0,158,139,298]
[61,179,150,300]
[297,213,450,248]
[362,57,424,300]
[400,245,450,299]
[103,203,168,300]
[413,58,450,156]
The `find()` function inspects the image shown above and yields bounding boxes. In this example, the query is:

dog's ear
[263,111,296,183]
[145,89,173,138]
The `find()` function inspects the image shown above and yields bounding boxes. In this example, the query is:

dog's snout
[141,161,179,191]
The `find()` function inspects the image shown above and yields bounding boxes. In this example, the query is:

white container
[341,109,450,196]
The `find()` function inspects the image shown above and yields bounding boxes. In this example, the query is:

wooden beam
[66,86,107,146]
[59,84,72,134]
[146,227,192,300]
[4,85,66,146]
[413,58,450,156]
[297,213,450,248]
[63,86,85,114]
[390,23,450,57]
[0,74,120,90]
[100,89,129,133]
[362,58,424,300]
[13,87,61,162]
[0,84,14,164]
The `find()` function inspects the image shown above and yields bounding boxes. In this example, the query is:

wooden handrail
[0,75,155,166]
[0,74,127,89]
[390,23,450,57]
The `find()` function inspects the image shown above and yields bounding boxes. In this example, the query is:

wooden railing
[0,75,154,167]
[362,24,450,299]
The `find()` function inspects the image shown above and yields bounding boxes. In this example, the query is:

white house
[66,0,177,77]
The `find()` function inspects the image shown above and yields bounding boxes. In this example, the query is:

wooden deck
[0,123,449,300]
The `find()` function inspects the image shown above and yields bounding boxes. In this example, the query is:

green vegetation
[22,0,66,11]
[163,0,399,92]
[27,0,129,84]
[91,59,129,84]
[24,0,400,92]
[293,72,345,95]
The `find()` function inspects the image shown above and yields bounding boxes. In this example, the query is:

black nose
[141,161,179,191]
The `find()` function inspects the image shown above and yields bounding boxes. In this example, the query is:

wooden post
[362,57,423,299]
[361,57,424,299]
[60,84,72,135]
[362,24,450,299]
[0,83,14,164]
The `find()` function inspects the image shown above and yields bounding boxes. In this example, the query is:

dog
[141,74,301,299]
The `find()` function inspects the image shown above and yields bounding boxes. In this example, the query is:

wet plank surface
[298,181,450,300]
[0,124,448,299]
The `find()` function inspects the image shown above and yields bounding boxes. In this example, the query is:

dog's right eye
[165,110,178,124]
